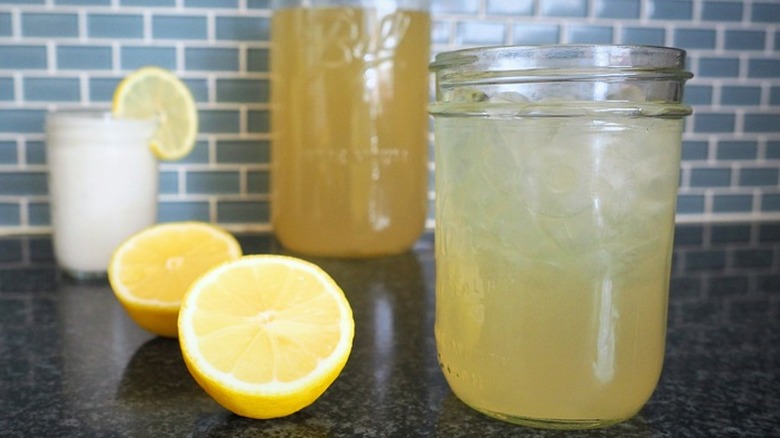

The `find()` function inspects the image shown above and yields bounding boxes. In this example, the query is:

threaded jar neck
[430,45,694,118]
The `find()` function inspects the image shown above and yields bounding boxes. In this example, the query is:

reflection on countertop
[1,223,778,437]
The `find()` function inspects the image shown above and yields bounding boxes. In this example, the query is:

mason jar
[46,111,158,279]
[270,0,431,258]
[430,45,693,429]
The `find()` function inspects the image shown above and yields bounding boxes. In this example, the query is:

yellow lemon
[178,255,355,419]
[113,66,198,161]
[109,222,242,338]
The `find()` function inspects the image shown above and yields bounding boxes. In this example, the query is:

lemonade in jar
[430,45,693,428]
[270,0,431,257]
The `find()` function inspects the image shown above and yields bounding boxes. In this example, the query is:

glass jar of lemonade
[270,0,431,258]
[430,45,692,429]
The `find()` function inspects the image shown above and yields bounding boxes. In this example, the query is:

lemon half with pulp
[178,255,355,419]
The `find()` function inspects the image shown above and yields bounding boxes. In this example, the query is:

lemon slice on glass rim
[112,66,198,161]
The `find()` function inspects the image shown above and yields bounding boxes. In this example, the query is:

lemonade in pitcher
[430,45,692,428]
[271,4,430,257]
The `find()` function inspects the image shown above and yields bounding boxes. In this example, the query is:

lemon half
[109,221,242,338]
[178,255,355,419]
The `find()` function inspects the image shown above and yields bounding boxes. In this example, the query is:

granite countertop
[1,223,779,437]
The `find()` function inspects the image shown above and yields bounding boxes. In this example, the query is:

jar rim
[430,44,693,79]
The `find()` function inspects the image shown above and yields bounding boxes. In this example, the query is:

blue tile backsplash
[1,0,779,234]
[21,12,79,37]
[89,13,144,38]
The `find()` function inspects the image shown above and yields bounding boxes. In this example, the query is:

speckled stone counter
[1,223,779,437]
